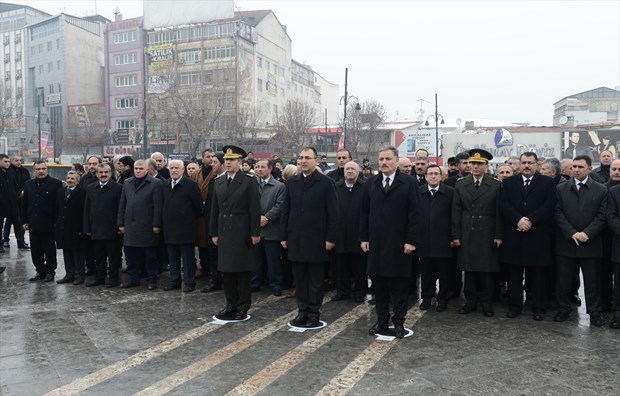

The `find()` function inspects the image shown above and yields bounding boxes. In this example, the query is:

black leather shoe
[201,282,221,293]
[332,294,350,301]
[2,240,9,247]
[554,310,570,322]
[507,310,520,319]
[590,313,604,327]
[436,303,447,312]
[164,284,181,291]
[17,243,30,250]
[147,283,157,291]
[44,274,55,282]
[120,282,140,288]
[419,299,431,310]
[570,294,582,305]
[106,282,117,288]
[533,312,545,321]
[85,269,95,277]
[251,286,261,292]
[0,266,5,274]
[458,305,476,314]
[234,311,248,321]
[368,321,389,335]
[483,308,494,317]
[29,273,46,282]
[273,289,282,297]
[86,279,105,287]
[215,309,237,321]
[367,297,376,305]
[305,318,321,328]
[610,315,620,329]
[394,324,406,339]
[73,277,84,285]
[289,314,308,327]
[56,276,75,284]
[183,285,195,293]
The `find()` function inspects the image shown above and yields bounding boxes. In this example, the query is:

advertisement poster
[561,130,619,162]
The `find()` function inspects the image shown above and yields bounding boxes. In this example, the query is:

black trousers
[292,261,325,320]
[2,214,25,245]
[464,271,495,307]
[29,232,57,275]
[507,265,547,314]
[612,261,620,313]
[420,257,452,304]
[222,271,252,312]
[62,248,85,278]
[83,235,95,273]
[92,239,122,283]
[372,275,409,326]
[336,252,367,299]
[408,255,420,295]
[556,256,601,314]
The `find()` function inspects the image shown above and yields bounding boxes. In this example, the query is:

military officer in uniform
[452,149,503,317]
[210,146,261,321]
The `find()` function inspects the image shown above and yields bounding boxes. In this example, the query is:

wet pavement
[1,237,620,396]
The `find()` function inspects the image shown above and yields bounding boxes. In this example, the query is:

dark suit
[335,178,367,300]
[2,165,27,246]
[55,186,86,278]
[84,180,123,284]
[162,176,202,287]
[500,173,556,314]
[417,183,454,306]
[22,176,63,276]
[360,171,418,326]
[607,185,620,317]
[281,170,338,321]
[210,172,261,312]
[452,175,502,309]
[555,176,607,315]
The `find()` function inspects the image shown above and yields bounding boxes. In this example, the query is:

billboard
[67,104,106,128]
[147,44,173,70]
[143,0,234,30]
[561,130,620,162]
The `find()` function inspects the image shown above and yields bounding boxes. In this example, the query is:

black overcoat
[335,178,365,254]
[360,171,418,277]
[607,185,620,263]
[499,173,556,267]
[281,171,338,263]
[416,183,454,258]
[83,180,123,240]
[555,177,607,258]
[117,176,163,247]
[162,176,202,245]
[22,176,63,233]
[209,172,261,272]
[55,186,86,249]
[451,175,502,272]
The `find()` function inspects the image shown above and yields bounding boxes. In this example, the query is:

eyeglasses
[298,156,316,161]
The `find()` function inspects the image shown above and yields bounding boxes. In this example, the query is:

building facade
[553,86,620,127]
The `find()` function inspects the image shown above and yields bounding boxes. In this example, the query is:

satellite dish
[559,115,568,125]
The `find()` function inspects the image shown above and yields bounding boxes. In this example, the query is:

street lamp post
[36,87,44,160]
[340,68,361,151]
[424,93,444,163]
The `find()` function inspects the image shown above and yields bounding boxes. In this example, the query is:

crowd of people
[1,144,620,338]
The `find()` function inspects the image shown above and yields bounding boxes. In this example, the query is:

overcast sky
[13,0,620,126]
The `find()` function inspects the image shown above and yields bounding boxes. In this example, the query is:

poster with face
[562,130,619,162]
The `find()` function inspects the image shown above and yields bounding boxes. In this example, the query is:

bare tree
[0,80,22,138]
[63,124,105,162]
[272,98,317,157]
[344,100,389,160]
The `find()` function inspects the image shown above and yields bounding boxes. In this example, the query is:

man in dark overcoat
[417,164,454,312]
[162,160,202,292]
[210,146,261,321]
[334,161,367,303]
[500,152,556,321]
[78,155,101,276]
[361,147,418,339]
[451,149,503,317]
[282,147,338,328]
[3,155,29,249]
[54,171,86,284]
[22,160,63,281]
[607,182,620,329]
[117,159,163,290]
[83,163,123,287]
[554,155,607,326]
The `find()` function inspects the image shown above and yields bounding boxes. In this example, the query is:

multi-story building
[25,13,108,162]
[103,13,146,157]
[553,86,620,127]
[0,3,49,157]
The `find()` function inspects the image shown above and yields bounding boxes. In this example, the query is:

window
[113,30,137,44]
[257,57,262,68]
[30,46,35,55]
[47,41,52,51]
[280,88,284,97]
[178,49,201,64]
[57,60,60,70]
[58,83,61,92]
[38,44,42,53]
[273,104,278,115]
[38,64,43,74]
[266,60,270,70]
[204,45,235,61]
[115,98,138,108]
[257,78,263,91]
[48,62,53,72]
[179,71,201,86]
[280,67,284,77]
[56,38,60,48]
[115,74,137,87]
[49,84,54,94]
[114,52,137,65]
[116,120,137,129]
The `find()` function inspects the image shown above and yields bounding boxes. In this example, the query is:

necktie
[227,177,232,186]
[385,177,391,192]
[259,179,265,191]
[65,188,71,200]
[524,179,530,192]
[430,188,436,197]
[474,180,480,189]
[171,179,176,189]
[577,182,584,191]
